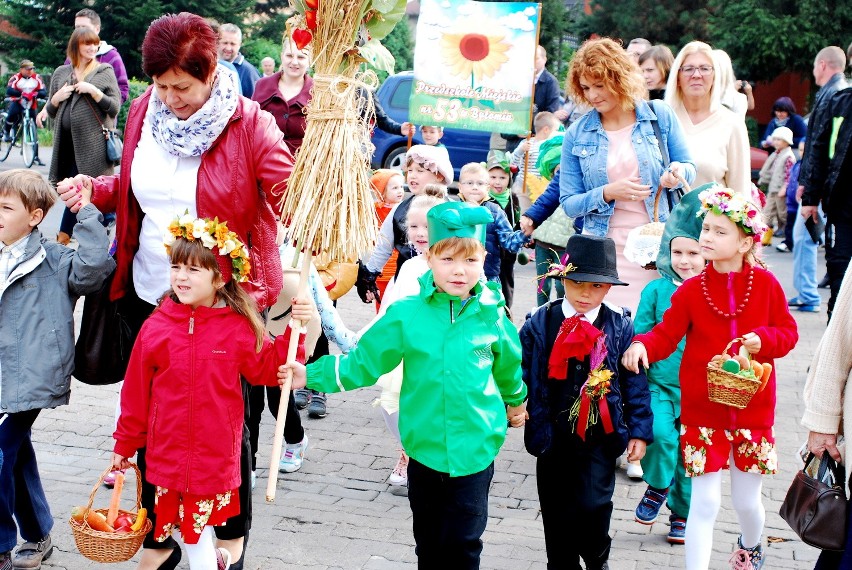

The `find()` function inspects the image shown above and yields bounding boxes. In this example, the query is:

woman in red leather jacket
[57,13,294,570]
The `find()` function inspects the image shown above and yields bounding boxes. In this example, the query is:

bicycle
[1,94,45,168]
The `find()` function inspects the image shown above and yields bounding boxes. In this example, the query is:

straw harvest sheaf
[278,0,405,264]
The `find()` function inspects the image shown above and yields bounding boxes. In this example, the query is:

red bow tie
[548,314,603,378]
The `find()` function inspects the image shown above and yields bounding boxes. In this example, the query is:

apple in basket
[114,513,134,530]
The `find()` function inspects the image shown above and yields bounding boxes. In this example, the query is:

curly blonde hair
[567,38,647,111]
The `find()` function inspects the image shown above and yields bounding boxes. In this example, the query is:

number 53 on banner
[409,0,541,135]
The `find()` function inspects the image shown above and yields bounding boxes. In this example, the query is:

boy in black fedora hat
[519,234,653,570]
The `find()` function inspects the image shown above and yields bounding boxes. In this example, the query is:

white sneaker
[388,451,408,486]
[626,460,644,480]
[279,435,309,473]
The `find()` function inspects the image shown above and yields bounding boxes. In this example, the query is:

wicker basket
[624,177,692,269]
[707,338,761,409]
[69,463,152,563]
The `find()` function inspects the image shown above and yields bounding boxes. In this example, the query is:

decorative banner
[410,0,541,135]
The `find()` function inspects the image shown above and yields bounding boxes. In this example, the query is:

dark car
[370,71,492,180]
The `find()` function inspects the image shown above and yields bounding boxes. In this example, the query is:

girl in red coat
[112,217,307,570]
[623,187,798,570]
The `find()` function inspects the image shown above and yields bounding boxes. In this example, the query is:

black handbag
[779,452,848,551]
[73,269,133,385]
[83,95,123,165]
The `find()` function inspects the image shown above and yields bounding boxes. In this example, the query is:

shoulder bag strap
[648,100,670,167]
[82,94,106,129]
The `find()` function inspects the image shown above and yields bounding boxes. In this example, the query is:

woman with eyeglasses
[664,42,751,193]
[558,37,695,315]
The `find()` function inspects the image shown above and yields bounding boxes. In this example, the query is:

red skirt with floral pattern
[153,487,239,544]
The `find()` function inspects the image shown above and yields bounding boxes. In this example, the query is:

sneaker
[388,451,408,486]
[667,514,686,544]
[1,551,11,570]
[626,460,644,480]
[294,389,311,410]
[279,435,309,473]
[11,535,52,569]
[307,392,327,418]
[775,243,790,252]
[729,536,764,570]
[787,297,806,307]
[216,547,232,570]
[798,304,821,313]
[250,470,257,489]
[103,468,125,488]
[634,486,668,524]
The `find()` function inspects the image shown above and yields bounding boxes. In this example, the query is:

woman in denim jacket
[558,38,696,313]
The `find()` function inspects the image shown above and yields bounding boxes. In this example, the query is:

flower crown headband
[697,186,768,242]
[164,213,251,283]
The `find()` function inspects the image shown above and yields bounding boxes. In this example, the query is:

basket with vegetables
[68,464,151,562]
[706,337,772,409]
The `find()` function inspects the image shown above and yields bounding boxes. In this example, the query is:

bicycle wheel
[0,112,12,162]
[22,119,37,168]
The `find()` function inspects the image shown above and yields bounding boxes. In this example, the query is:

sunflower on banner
[410,0,540,135]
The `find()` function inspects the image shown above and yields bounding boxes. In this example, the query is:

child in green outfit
[285,201,528,569]
[632,188,707,544]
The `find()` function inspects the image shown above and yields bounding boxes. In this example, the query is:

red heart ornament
[293,28,312,50]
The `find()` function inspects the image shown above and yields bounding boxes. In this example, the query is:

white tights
[685,459,765,570]
[174,526,221,570]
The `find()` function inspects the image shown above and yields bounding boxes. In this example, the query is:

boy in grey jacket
[0,169,113,570]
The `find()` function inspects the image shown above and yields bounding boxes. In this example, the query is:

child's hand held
[289,296,315,324]
[622,342,648,374]
[741,332,762,354]
[279,361,306,389]
[626,438,647,462]
[111,452,130,471]
[506,402,528,428]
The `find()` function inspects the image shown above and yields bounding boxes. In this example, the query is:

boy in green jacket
[631,188,707,544]
[286,201,528,568]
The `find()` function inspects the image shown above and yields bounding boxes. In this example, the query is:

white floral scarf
[149,66,239,158]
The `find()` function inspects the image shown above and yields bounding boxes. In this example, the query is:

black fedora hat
[562,235,627,286]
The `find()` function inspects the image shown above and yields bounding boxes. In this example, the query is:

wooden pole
[266,251,312,503]
[406,127,413,150]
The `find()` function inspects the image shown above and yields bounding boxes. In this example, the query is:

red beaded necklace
[701,265,754,318]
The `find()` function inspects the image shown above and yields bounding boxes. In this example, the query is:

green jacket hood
[655,184,712,284]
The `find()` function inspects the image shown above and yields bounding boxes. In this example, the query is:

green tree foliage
[1,0,256,79]
[707,0,852,82]
[0,0,80,72]
[367,20,413,83]
[576,0,710,48]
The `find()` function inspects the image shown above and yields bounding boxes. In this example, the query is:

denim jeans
[0,410,54,552]
[408,459,493,569]
[792,204,824,307]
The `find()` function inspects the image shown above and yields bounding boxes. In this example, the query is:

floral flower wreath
[697,185,768,242]
[164,213,251,283]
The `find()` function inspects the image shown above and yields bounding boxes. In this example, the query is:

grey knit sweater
[46,63,121,184]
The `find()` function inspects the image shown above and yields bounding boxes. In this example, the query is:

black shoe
[12,535,52,569]
[818,275,830,289]
[307,392,327,418]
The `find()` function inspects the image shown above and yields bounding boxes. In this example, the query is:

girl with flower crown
[111,218,312,570]
[623,186,798,570]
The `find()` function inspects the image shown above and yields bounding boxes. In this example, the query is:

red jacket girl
[634,263,798,430]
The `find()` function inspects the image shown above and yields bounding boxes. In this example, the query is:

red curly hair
[567,38,647,112]
[142,12,218,82]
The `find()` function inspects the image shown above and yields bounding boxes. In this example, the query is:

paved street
[1,153,830,568]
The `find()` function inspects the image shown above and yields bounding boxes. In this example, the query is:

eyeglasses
[680,65,714,76]
[460,181,489,187]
